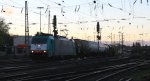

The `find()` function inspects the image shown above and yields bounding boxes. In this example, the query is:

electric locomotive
[30,35,76,58]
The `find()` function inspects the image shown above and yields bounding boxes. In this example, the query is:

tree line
[0,18,13,46]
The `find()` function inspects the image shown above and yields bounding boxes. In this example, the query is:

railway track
[47,62,145,81]
[0,56,131,73]
[0,56,33,67]
[1,60,148,81]
[118,78,133,81]
[0,55,146,81]
[65,61,149,81]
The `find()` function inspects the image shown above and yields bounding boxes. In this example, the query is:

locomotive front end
[30,36,48,57]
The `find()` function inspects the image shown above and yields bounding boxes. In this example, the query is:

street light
[37,7,44,34]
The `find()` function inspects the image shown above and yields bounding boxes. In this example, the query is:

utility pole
[93,32,96,42]
[48,10,51,34]
[118,31,121,54]
[111,33,112,44]
[121,33,124,54]
[37,7,44,34]
[25,1,29,45]
[113,34,116,44]
[25,1,29,54]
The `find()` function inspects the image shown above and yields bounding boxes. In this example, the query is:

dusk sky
[0,0,150,45]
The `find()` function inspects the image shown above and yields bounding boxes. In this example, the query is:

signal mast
[96,22,101,55]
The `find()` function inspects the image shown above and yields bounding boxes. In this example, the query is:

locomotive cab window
[31,38,47,44]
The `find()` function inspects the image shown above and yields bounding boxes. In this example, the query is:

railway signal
[96,22,101,55]
[53,15,58,37]
[97,22,100,33]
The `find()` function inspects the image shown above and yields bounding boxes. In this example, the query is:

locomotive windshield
[31,37,47,44]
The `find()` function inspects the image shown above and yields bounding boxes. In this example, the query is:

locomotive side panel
[54,39,76,56]
[47,37,55,57]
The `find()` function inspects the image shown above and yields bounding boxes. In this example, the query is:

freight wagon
[74,39,109,57]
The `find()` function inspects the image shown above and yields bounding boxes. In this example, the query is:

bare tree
[0,18,12,45]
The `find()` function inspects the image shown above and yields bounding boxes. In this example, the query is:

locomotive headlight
[31,51,34,53]
[44,50,47,53]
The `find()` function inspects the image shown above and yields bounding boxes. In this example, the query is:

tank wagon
[74,39,109,57]
[30,35,113,59]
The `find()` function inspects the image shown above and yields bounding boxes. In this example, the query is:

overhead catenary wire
[0,0,148,21]
[0,0,149,41]
[0,0,140,19]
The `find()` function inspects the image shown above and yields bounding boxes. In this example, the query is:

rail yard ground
[0,50,150,81]
[126,65,150,81]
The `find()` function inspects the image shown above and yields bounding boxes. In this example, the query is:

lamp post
[37,7,44,34]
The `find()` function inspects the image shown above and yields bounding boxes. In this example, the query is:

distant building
[13,35,32,46]
[13,36,32,53]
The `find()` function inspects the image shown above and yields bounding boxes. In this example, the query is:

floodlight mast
[37,7,44,34]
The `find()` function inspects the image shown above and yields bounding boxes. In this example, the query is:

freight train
[30,34,115,59]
